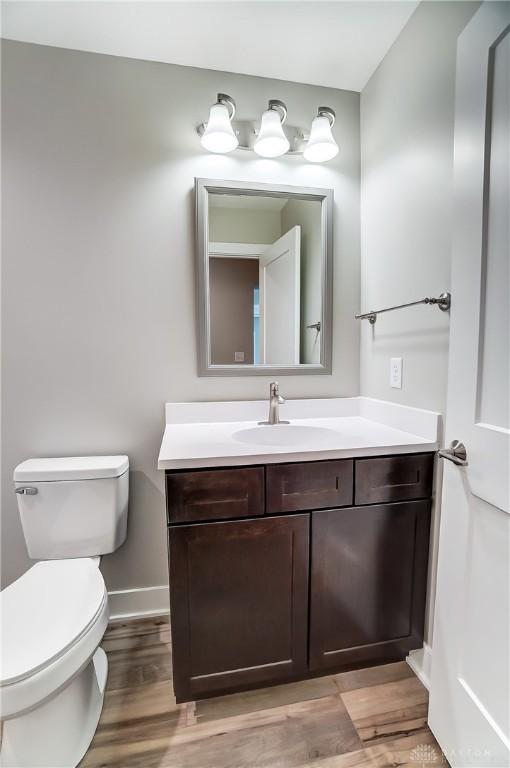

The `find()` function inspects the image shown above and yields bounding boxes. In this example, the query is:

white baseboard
[407,642,432,690]
[107,585,170,622]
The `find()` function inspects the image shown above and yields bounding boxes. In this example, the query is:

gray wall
[1,41,360,591]
[360,0,479,413]
[359,0,479,643]
[209,207,281,245]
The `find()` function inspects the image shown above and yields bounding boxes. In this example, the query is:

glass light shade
[254,109,290,158]
[304,115,339,162]
[201,102,238,153]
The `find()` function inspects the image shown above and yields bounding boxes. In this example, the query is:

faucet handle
[270,381,285,404]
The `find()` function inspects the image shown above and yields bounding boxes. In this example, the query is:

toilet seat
[0,558,108,719]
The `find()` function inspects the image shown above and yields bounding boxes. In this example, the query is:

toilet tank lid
[14,455,129,482]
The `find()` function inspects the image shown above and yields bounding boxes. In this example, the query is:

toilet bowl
[1,455,129,768]
[0,558,109,768]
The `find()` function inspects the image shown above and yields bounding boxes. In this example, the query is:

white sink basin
[233,424,341,448]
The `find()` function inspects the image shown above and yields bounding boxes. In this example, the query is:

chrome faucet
[259,381,290,426]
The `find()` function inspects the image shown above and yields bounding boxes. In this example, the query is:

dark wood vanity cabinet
[166,453,434,703]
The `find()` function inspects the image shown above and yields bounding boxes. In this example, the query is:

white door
[259,226,301,364]
[429,4,510,768]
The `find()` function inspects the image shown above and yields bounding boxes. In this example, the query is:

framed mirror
[196,178,333,376]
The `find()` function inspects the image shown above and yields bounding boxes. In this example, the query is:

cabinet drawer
[166,467,264,524]
[266,460,353,514]
[355,453,434,505]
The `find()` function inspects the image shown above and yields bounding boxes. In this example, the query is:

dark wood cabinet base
[166,454,434,703]
[173,644,429,704]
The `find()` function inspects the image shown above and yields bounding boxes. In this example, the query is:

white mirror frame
[196,178,334,377]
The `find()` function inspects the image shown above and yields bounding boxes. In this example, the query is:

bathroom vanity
[159,397,439,703]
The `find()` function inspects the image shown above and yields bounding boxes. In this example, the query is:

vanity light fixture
[304,107,339,163]
[197,96,339,162]
[200,93,239,154]
[253,100,290,158]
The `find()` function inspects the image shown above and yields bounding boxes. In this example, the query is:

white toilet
[0,455,129,768]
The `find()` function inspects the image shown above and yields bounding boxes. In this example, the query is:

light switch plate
[234,351,245,362]
[390,357,402,388]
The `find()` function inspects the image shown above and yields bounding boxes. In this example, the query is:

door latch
[438,440,468,466]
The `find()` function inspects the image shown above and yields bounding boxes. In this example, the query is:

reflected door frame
[209,232,302,367]
[209,242,266,367]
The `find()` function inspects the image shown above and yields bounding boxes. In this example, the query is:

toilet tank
[14,456,129,560]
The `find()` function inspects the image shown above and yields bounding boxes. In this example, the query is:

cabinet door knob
[438,440,468,466]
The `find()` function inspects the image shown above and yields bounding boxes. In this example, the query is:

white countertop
[158,397,440,470]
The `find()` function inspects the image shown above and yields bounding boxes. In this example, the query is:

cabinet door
[309,501,430,671]
[169,515,309,702]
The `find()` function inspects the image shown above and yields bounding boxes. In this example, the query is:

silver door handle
[438,440,468,466]
[15,487,38,495]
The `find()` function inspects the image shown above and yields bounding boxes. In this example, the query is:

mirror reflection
[208,193,323,367]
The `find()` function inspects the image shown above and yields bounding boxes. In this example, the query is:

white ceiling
[1,1,419,92]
